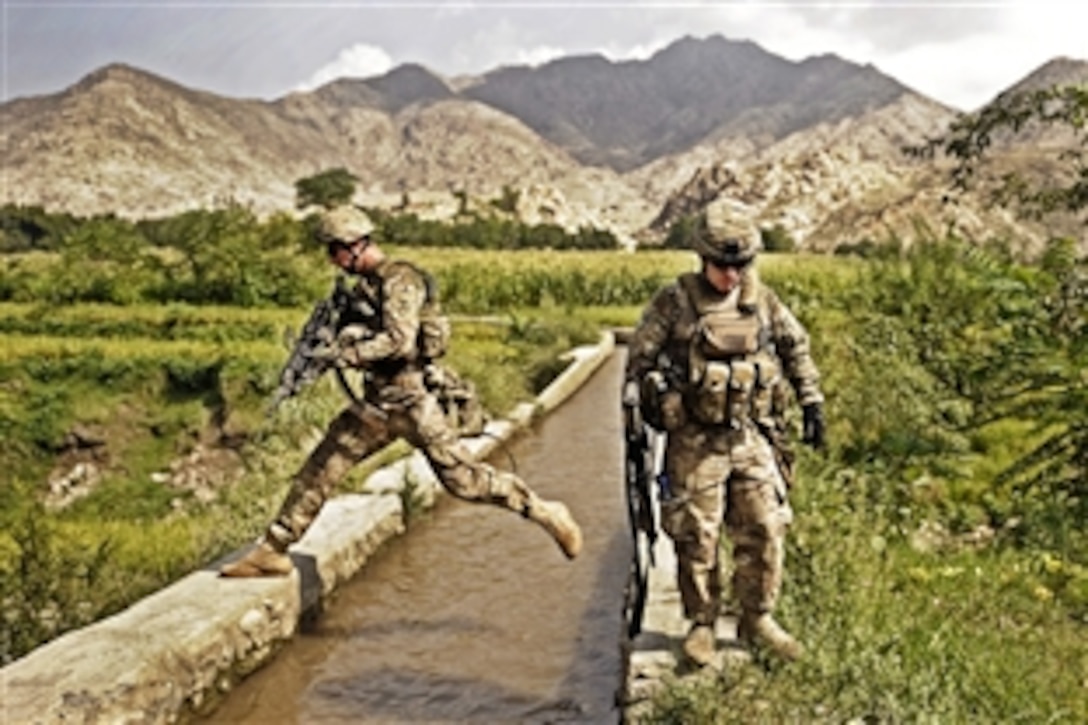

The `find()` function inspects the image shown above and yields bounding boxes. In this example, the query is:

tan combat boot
[682,623,717,667]
[527,499,583,559]
[219,540,293,578]
[737,611,804,661]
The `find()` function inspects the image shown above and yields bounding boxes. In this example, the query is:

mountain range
[1,34,1084,251]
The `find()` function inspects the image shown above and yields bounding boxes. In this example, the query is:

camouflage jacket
[338,259,447,370]
[626,268,823,412]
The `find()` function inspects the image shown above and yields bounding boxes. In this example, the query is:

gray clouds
[781,3,1004,52]
[4,1,1085,110]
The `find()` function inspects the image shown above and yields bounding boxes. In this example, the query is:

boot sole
[559,528,584,559]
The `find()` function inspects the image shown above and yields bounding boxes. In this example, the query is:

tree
[55,216,155,303]
[294,167,358,210]
[906,81,1088,528]
[909,84,1087,223]
[0,204,81,252]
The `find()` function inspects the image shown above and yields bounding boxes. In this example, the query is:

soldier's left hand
[802,403,826,450]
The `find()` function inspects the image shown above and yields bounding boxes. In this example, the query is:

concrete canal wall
[1,333,617,725]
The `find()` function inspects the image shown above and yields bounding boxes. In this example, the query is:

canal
[203,352,631,724]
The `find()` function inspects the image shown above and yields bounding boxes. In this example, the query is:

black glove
[802,403,826,450]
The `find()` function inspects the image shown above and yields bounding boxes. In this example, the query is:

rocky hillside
[1004,56,1088,97]
[1,36,1083,250]
[640,57,1087,251]
[2,64,335,217]
[641,94,1017,251]
[0,64,614,215]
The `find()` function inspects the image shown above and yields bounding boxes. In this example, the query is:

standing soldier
[221,206,583,577]
[624,201,825,666]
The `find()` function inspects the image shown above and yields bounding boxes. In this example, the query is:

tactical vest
[409,263,452,361]
[352,260,451,362]
[674,272,785,428]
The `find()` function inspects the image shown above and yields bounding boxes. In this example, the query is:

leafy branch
[907,84,1088,222]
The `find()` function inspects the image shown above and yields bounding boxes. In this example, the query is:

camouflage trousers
[266,369,533,550]
[659,421,793,625]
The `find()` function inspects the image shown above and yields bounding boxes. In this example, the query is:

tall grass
[645,459,1088,723]
[639,238,1088,723]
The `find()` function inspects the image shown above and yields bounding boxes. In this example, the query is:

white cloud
[696,5,877,65]
[295,43,394,91]
[505,38,669,70]
[881,37,1012,110]
[515,44,567,67]
[599,39,671,64]
[855,4,1087,110]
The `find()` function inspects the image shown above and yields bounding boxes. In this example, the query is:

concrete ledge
[536,332,616,414]
[0,331,616,725]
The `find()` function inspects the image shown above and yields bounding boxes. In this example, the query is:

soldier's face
[704,258,744,293]
[328,237,372,273]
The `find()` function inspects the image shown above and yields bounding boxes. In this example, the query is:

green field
[2,240,1086,722]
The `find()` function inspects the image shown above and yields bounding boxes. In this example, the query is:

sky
[2,1,1085,112]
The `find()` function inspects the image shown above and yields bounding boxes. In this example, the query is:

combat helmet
[315,206,375,246]
[693,201,761,266]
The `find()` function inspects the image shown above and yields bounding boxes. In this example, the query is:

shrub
[760,223,796,253]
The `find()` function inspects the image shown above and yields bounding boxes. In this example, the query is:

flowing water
[204,352,631,724]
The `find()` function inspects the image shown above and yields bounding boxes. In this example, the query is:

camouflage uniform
[222,207,581,578]
[265,259,557,550]
[625,202,823,662]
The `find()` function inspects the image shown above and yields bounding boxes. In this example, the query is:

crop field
[1,241,1085,722]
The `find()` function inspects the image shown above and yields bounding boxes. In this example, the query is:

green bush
[370,209,620,251]
[760,223,796,253]
[0,204,623,307]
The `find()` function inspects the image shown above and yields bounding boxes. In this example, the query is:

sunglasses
[326,235,371,257]
[707,257,750,270]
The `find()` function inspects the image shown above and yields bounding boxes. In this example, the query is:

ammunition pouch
[754,357,785,426]
[418,313,451,360]
[424,363,487,437]
[689,361,727,425]
[639,370,685,432]
[688,360,750,426]
[687,359,780,428]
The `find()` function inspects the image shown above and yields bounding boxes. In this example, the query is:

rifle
[268,276,374,413]
[622,379,660,639]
